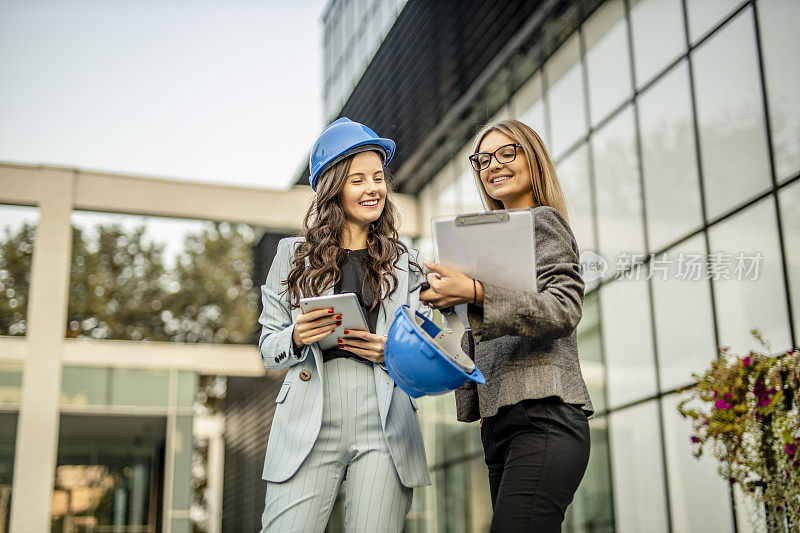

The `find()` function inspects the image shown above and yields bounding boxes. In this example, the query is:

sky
[0,0,328,191]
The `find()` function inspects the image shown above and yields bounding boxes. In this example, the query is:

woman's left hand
[338,329,387,363]
[419,262,482,309]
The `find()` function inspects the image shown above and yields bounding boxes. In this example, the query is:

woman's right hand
[292,308,341,349]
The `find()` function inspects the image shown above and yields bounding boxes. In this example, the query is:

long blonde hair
[471,119,570,223]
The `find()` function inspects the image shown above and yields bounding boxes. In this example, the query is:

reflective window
[629,0,686,88]
[556,143,595,257]
[111,368,170,407]
[61,366,109,406]
[609,401,669,533]
[651,235,717,392]
[584,0,633,127]
[686,0,745,44]
[510,71,548,145]
[433,163,459,217]
[455,143,483,213]
[545,35,588,159]
[565,416,614,531]
[53,414,164,532]
[577,293,606,412]
[661,393,735,532]
[758,0,800,183]
[68,211,257,344]
[638,61,703,252]
[0,364,22,405]
[778,180,800,342]
[0,412,17,530]
[591,105,646,276]
[0,204,39,337]
[600,273,657,408]
[692,8,771,219]
[709,197,792,354]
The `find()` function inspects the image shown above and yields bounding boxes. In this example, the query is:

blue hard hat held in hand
[308,117,396,191]
[384,305,486,398]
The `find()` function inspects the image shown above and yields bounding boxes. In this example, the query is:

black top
[321,248,380,363]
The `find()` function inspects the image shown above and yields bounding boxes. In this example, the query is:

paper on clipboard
[432,209,537,293]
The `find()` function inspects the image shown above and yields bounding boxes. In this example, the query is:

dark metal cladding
[297,0,559,193]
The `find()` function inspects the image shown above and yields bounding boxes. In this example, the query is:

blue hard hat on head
[384,305,485,398]
[308,117,396,191]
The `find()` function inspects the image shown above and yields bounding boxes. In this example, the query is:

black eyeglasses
[469,143,524,171]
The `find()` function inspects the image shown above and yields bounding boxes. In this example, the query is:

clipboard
[432,208,537,293]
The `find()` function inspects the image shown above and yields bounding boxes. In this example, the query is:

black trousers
[481,396,591,532]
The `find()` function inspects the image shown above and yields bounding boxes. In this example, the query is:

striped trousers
[260,358,413,532]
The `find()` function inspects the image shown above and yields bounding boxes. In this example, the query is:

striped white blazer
[257,237,432,488]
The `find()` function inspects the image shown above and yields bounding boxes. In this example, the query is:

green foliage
[0,222,35,335]
[0,221,257,344]
[678,330,800,531]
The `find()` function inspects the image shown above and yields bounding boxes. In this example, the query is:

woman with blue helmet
[420,119,593,532]
[257,118,432,532]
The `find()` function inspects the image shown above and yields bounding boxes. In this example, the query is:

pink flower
[787,442,798,456]
[742,356,751,366]
[713,390,719,399]
[690,436,700,444]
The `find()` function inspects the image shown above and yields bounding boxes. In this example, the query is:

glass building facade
[322,0,408,120]
[322,0,800,531]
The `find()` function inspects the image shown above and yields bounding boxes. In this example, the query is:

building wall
[322,0,408,120]
[410,0,799,532]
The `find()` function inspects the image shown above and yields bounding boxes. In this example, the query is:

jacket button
[299,369,311,381]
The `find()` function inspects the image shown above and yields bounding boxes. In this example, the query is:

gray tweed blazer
[455,205,594,422]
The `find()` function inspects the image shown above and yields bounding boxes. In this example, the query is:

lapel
[376,252,408,335]
[374,251,409,428]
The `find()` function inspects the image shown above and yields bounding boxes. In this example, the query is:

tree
[0,222,34,336]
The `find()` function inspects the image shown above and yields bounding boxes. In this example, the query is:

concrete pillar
[9,169,74,532]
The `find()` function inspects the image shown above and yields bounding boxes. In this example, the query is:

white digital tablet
[299,292,370,351]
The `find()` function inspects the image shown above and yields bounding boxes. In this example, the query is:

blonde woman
[420,119,592,532]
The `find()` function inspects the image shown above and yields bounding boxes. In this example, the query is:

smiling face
[340,150,387,230]
[476,130,534,209]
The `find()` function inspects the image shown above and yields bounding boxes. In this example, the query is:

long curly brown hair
[284,152,420,315]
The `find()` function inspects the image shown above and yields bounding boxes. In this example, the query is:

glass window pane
[630,0,686,88]
[545,35,587,159]
[584,0,633,127]
[69,212,257,345]
[111,368,169,407]
[433,163,459,216]
[61,365,109,406]
[686,0,745,44]
[609,401,669,533]
[455,143,483,213]
[171,415,193,510]
[708,197,792,354]
[556,143,595,256]
[577,293,606,412]
[0,204,39,337]
[591,105,646,276]
[601,274,657,408]
[566,416,614,531]
[758,0,800,183]
[0,364,22,405]
[177,371,197,409]
[692,8,772,219]
[511,71,548,144]
[651,235,717,392]
[0,412,18,520]
[777,180,800,344]
[638,61,703,252]
[661,393,735,531]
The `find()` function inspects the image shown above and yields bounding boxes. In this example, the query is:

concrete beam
[0,162,420,236]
